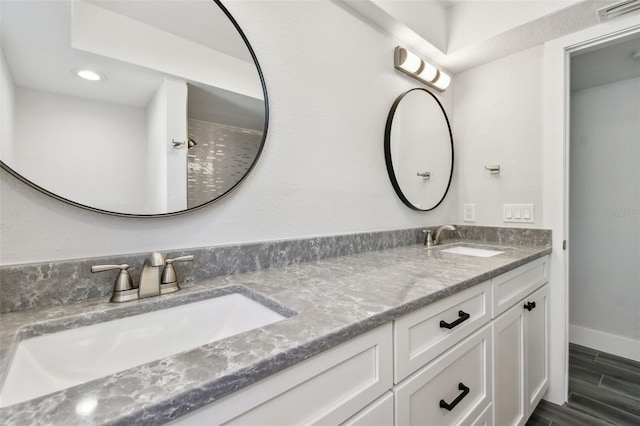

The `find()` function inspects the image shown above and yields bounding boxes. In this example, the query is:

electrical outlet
[464,204,476,222]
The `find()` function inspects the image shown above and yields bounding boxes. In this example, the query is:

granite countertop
[0,240,551,425]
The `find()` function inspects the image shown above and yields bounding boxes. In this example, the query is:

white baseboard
[569,324,640,362]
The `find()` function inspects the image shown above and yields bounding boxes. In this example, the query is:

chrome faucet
[433,224,457,245]
[92,252,193,303]
[138,252,165,299]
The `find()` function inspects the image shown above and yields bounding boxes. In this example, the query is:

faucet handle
[91,264,136,302]
[91,264,129,274]
[161,255,194,287]
[165,255,194,265]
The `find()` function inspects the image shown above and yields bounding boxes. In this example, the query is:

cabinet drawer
[394,325,493,426]
[492,256,548,317]
[394,281,491,382]
[171,324,393,426]
[342,392,394,426]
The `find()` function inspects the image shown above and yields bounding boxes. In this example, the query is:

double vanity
[0,234,551,425]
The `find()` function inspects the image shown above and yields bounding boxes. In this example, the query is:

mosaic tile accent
[187,119,263,208]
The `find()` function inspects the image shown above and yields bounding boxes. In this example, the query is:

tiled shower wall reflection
[187,119,263,208]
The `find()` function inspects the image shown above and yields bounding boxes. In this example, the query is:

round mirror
[0,0,268,217]
[384,88,454,211]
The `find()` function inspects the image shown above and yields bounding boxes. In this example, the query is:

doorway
[568,34,640,361]
[552,33,640,423]
[542,13,640,407]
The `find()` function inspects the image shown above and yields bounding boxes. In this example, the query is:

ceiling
[571,34,640,90]
[0,0,254,108]
[336,0,627,73]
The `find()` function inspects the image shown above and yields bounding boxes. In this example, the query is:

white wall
[0,49,16,164]
[569,77,640,358]
[165,79,188,213]
[11,88,148,214]
[146,78,188,214]
[146,80,169,212]
[452,45,544,227]
[0,0,455,265]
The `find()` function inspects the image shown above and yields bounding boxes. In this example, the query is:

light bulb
[398,48,422,73]
[76,70,103,81]
[433,70,451,91]
[417,62,438,83]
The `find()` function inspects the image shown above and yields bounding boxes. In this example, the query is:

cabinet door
[394,325,492,426]
[342,392,394,426]
[524,284,549,416]
[492,303,525,426]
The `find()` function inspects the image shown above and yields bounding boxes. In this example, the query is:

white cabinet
[394,325,492,426]
[171,323,393,426]
[394,281,491,383]
[493,284,549,426]
[524,285,550,416]
[342,392,394,426]
[492,256,548,317]
[170,255,550,426]
[493,297,526,425]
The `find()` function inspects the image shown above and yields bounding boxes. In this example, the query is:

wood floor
[527,343,640,426]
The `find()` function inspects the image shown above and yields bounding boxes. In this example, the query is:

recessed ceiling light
[75,69,104,81]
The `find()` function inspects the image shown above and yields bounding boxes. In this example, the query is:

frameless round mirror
[0,0,268,217]
[384,88,453,211]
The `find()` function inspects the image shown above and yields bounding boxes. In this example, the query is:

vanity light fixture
[394,46,451,92]
[75,69,104,81]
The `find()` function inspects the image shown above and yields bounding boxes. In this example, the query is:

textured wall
[569,76,640,342]
[0,0,455,265]
[452,45,544,227]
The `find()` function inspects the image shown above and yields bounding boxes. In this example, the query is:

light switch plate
[464,204,476,222]
[503,204,534,223]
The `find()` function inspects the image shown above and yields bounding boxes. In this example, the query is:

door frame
[542,13,640,405]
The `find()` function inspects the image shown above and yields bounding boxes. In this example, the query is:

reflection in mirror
[384,88,453,211]
[0,0,268,216]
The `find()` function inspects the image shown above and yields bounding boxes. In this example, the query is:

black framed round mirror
[384,88,454,211]
[0,0,268,217]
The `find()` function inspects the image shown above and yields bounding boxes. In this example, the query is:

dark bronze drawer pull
[439,310,470,329]
[439,382,470,411]
[524,301,537,311]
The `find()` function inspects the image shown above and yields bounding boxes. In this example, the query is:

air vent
[598,0,640,21]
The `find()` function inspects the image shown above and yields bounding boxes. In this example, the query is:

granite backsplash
[0,225,551,313]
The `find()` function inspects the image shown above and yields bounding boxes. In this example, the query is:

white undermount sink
[440,246,504,258]
[0,293,287,407]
